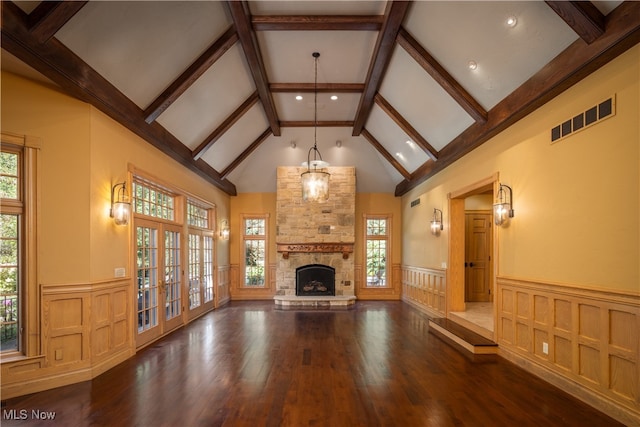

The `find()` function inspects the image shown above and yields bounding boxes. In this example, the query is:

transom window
[365,217,389,287]
[187,202,209,228]
[133,181,175,221]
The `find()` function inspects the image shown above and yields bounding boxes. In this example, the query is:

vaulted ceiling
[2,1,639,196]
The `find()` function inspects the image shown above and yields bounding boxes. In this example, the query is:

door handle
[469,262,474,267]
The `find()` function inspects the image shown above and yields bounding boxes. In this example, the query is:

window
[133,181,175,221]
[243,217,266,287]
[1,148,21,351]
[187,201,215,309]
[365,217,389,287]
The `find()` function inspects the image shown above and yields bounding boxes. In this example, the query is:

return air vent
[411,198,421,208]
[551,95,615,143]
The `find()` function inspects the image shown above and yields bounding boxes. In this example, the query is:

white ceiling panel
[14,1,40,14]
[199,104,270,172]
[257,31,377,83]
[404,1,578,111]
[365,106,430,174]
[380,47,475,151]
[274,93,360,122]
[56,1,231,108]
[249,1,387,15]
[157,44,255,150]
[592,1,623,14]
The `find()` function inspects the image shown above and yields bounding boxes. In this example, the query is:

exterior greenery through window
[366,217,388,287]
[244,218,266,287]
[0,148,21,351]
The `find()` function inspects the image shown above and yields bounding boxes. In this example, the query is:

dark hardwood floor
[1,301,623,426]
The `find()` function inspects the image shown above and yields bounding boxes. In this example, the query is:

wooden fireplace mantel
[276,242,354,259]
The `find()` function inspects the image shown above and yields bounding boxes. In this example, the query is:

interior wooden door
[465,212,492,302]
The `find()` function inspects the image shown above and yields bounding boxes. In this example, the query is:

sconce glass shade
[220,219,230,240]
[494,184,514,226]
[430,208,443,235]
[301,169,330,202]
[110,182,131,226]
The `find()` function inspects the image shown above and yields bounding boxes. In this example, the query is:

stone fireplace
[274,166,356,308]
[296,264,335,296]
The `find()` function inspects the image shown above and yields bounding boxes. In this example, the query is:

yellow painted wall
[402,44,640,292]
[1,72,92,283]
[1,72,231,284]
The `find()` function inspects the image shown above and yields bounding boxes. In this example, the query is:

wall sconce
[110,182,131,226]
[430,208,443,235]
[494,183,514,226]
[219,219,230,240]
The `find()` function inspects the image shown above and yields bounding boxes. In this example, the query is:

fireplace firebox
[296,264,335,296]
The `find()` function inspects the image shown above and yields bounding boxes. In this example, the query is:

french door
[136,219,184,347]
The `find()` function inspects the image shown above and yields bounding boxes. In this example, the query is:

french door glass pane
[203,236,214,303]
[188,234,201,309]
[164,230,181,320]
[137,226,158,332]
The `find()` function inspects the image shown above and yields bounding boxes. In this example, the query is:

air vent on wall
[411,198,421,208]
[551,95,615,143]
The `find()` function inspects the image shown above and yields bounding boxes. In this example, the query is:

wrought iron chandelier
[301,52,330,202]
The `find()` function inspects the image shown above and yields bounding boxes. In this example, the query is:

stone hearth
[274,166,356,308]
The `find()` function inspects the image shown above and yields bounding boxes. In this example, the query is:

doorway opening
[447,174,498,340]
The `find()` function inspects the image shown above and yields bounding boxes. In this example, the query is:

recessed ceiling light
[468,60,478,70]
[506,16,517,28]
[330,95,338,101]
[296,95,303,101]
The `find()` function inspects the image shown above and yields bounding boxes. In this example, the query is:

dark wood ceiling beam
[27,1,87,43]
[374,93,438,160]
[545,1,605,44]
[220,128,272,179]
[397,27,488,123]
[1,1,236,196]
[396,1,640,196]
[192,91,259,160]
[144,26,238,124]
[270,83,364,93]
[226,1,281,136]
[352,1,412,136]
[361,129,411,180]
[251,15,383,31]
[280,121,354,128]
